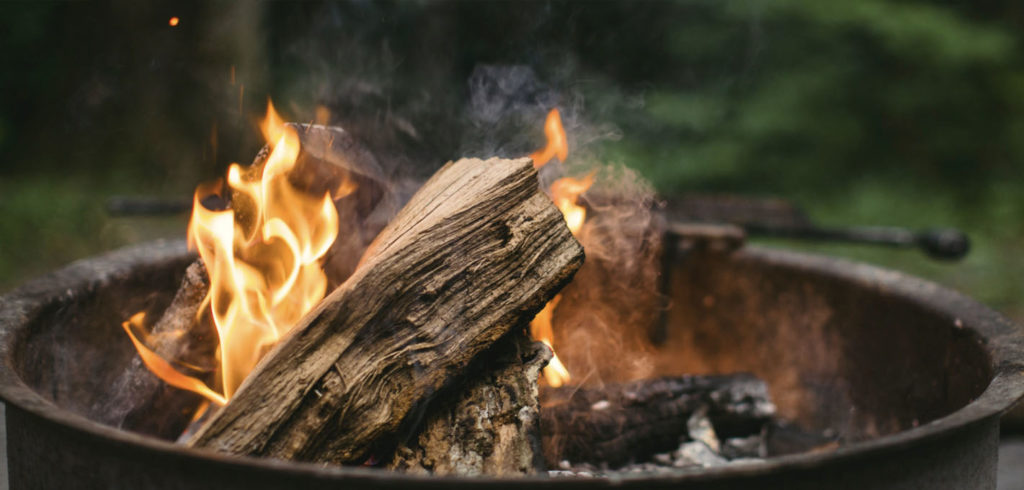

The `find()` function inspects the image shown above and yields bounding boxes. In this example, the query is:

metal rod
[108,195,971,261]
[106,197,191,217]
[743,225,970,261]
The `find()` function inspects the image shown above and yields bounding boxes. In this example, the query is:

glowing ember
[124,100,341,404]
[168,16,180,27]
[529,108,591,387]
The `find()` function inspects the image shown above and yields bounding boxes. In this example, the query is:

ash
[549,408,768,477]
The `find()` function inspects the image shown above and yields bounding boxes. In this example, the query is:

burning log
[109,261,218,439]
[389,330,550,476]
[187,157,585,465]
[113,120,396,439]
[539,374,775,468]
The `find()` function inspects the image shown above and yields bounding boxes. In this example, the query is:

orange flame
[122,313,226,405]
[528,108,591,387]
[550,173,595,233]
[529,109,569,169]
[126,100,341,404]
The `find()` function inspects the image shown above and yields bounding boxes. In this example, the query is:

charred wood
[539,374,775,468]
[112,261,218,439]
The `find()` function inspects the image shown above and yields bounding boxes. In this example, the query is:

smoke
[552,165,664,386]
[457,63,665,386]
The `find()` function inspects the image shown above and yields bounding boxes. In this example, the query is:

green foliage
[0,1,1022,317]
[609,0,1024,202]
[0,177,185,290]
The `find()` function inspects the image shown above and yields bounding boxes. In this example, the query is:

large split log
[539,374,775,467]
[389,329,551,476]
[188,157,584,465]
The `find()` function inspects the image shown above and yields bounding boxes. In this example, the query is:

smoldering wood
[110,261,218,439]
[539,374,775,468]
[388,330,550,476]
[188,157,585,465]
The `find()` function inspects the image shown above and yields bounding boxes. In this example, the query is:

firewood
[188,157,584,465]
[539,374,775,468]
[110,261,218,438]
[112,124,394,439]
[389,330,550,476]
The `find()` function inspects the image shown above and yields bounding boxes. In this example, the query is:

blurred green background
[1,1,1022,319]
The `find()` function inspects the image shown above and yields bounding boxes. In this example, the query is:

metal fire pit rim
[0,239,1020,486]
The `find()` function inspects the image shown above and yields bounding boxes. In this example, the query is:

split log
[109,261,218,438]
[389,330,551,476]
[188,157,584,465]
[539,374,775,467]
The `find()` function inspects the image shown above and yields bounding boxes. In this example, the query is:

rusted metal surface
[0,238,1021,489]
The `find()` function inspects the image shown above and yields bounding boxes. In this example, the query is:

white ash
[686,407,719,453]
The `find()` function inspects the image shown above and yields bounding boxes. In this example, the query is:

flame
[122,313,226,405]
[529,109,569,169]
[126,100,340,404]
[550,173,595,233]
[531,300,571,386]
[528,108,591,387]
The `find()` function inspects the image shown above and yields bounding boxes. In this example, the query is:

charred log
[111,261,218,438]
[188,157,584,465]
[539,374,775,468]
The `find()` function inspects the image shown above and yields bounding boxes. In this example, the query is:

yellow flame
[550,173,595,233]
[527,107,590,388]
[127,100,341,403]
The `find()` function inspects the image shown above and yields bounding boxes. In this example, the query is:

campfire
[103,101,785,475]
[0,94,1020,489]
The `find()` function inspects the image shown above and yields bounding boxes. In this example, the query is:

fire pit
[1,231,1021,489]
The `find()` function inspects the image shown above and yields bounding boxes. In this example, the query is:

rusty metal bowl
[1,238,1022,489]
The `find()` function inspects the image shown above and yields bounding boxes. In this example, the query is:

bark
[389,330,551,476]
[188,157,584,465]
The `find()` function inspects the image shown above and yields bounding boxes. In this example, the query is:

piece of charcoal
[720,435,766,459]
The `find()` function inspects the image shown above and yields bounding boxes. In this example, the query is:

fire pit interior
[2,232,1014,489]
